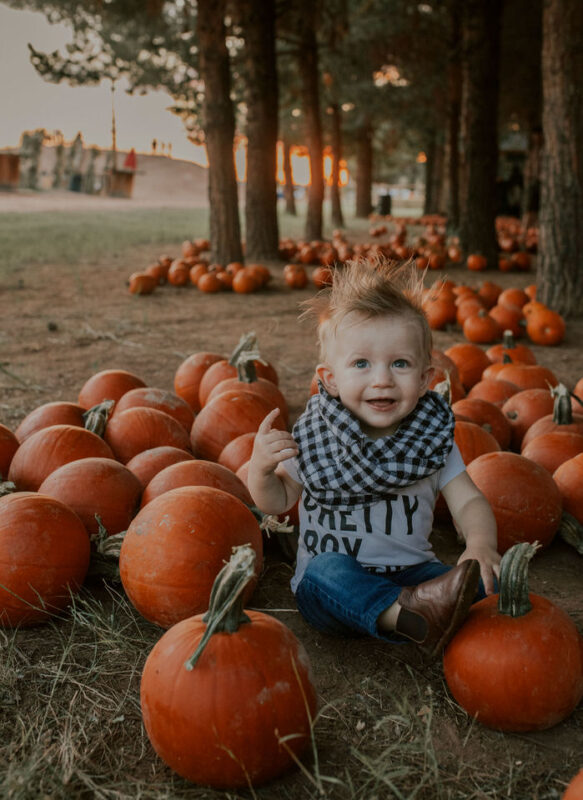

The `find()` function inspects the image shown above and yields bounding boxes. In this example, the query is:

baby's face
[317,312,433,438]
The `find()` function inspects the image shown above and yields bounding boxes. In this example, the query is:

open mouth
[367,398,397,412]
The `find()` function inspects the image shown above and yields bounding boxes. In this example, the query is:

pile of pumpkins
[0,332,316,789]
[422,277,566,346]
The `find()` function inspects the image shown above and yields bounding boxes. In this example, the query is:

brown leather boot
[395,560,481,661]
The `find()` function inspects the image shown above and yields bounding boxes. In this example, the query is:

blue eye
[354,358,369,369]
[392,358,409,369]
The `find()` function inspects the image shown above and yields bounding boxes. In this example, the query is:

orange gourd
[14,400,87,443]
[173,351,224,413]
[0,424,18,479]
[140,459,252,508]
[78,369,147,410]
[104,407,192,464]
[125,446,195,491]
[113,387,195,433]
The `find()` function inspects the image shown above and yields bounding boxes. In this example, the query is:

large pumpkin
[443,543,583,732]
[0,492,90,626]
[173,352,224,413]
[8,424,115,491]
[501,387,555,451]
[113,387,195,433]
[78,368,147,410]
[125,445,195,491]
[119,486,263,628]
[14,400,86,443]
[466,451,562,553]
[38,457,142,536]
[140,459,252,508]
[140,545,317,789]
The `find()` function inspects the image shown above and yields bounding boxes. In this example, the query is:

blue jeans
[294,552,488,642]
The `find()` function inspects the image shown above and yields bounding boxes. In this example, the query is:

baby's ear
[419,364,435,396]
[316,363,339,396]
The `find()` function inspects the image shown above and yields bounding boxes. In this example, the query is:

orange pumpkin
[452,397,512,450]
[502,388,555,451]
[113,387,195,433]
[0,424,19,479]
[217,431,257,473]
[173,351,224,413]
[126,445,195,491]
[105,407,192,464]
[553,453,583,525]
[522,431,583,475]
[444,343,491,390]
[14,400,87,443]
[526,308,566,346]
[140,459,252,508]
[78,369,147,410]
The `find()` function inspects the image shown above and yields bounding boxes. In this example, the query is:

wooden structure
[0,153,20,190]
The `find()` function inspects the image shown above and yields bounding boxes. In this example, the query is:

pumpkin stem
[550,383,572,425]
[87,515,125,582]
[83,400,115,437]
[432,371,452,405]
[228,331,258,365]
[501,330,516,349]
[234,350,258,383]
[497,541,541,617]
[558,512,583,556]
[185,544,255,671]
[0,479,16,497]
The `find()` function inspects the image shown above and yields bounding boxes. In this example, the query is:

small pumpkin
[502,387,556,451]
[125,446,195,491]
[466,253,487,271]
[526,307,566,346]
[443,542,583,732]
[485,330,536,365]
[119,486,263,628]
[140,545,317,788]
[14,400,87,443]
[467,378,519,408]
[443,343,492,391]
[462,310,503,344]
[454,419,501,465]
[553,452,583,526]
[217,431,257,473]
[521,384,583,451]
[128,272,157,295]
[522,432,583,476]
[452,397,512,450]
[494,363,559,392]
[563,769,583,800]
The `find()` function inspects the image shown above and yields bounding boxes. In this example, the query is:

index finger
[257,407,281,434]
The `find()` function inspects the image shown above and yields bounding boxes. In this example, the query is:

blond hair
[300,255,432,362]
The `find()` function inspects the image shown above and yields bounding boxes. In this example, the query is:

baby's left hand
[458,544,501,596]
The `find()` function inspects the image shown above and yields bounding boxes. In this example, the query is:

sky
[0,4,206,163]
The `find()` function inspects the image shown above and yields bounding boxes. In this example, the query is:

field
[1,197,583,800]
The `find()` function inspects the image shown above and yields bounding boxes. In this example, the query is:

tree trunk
[355,119,373,218]
[424,132,445,215]
[459,0,502,267]
[329,102,345,228]
[538,0,583,316]
[197,0,243,265]
[239,0,280,261]
[282,135,297,215]
[296,2,324,241]
[446,0,462,234]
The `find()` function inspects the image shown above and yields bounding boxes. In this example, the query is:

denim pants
[294,552,487,642]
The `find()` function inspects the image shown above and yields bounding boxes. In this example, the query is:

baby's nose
[371,365,394,385]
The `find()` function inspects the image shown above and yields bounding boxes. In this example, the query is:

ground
[1,195,583,799]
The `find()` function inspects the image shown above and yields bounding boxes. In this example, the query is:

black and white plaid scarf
[292,387,455,511]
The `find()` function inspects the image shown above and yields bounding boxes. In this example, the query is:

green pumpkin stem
[235,351,258,383]
[558,512,583,555]
[185,544,255,671]
[551,383,573,425]
[83,399,115,437]
[498,541,541,617]
[501,330,516,349]
[228,330,258,365]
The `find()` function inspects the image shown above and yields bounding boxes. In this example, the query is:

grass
[0,201,389,276]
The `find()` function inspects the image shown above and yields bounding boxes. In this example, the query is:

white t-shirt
[283,443,465,593]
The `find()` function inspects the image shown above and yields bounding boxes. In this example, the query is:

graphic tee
[283,443,465,593]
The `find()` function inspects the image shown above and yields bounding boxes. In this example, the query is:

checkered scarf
[292,387,455,511]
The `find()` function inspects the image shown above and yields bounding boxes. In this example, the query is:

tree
[458,0,502,267]
[537,0,583,317]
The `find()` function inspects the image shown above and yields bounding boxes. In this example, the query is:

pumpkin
[501,388,554,452]
[125,446,195,491]
[466,378,519,408]
[454,420,501,465]
[487,304,525,339]
[563,769,583,800]
[78,369,146,410]
[104,407,191,464]
[112,387,195,433]
[119,486,263,628]
[232,268,261,294]
[189,263,208,285]
[521,384,583,451]
[191,391,286,462]
[522,432,583,476]
[199,358,279,408]
[128,272,157,295]
[466,253,487,271]
[173,351,224,413]
[14,400,86,443]
[0,492,90,626]
[283,263,309,289]
[312,265,333,288]
[140,545,317,788]
[217,432,257,473]
[205,356,289,426]
[144,261,169,285]
[443,542,583,732]
[466,452,562,553]
[38,456,142,536]
[443,343,491,390]
[167,259,190,286]
[485,330,536,365]
[477,280,502,309]
[451,397,512,450]
[571,377,583,415]
[8,424,115,491]
[526,307,566,346]
[497,287,530,309]
[494,363,559,392]
[462,310,503,344]
[554,453,583,526]
[197,271,224,293]
[0,424,19,479]
[141,459,252,508]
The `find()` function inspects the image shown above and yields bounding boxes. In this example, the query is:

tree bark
[296,2,324,241]
[239,0,280,261]
[329,102,345,228]
[282,136,297,215]
[459,0,502,267]
[197,0,243,265]
[538,0,583,316]
[446,0,462,233]
[355,119,373,218]
[424,131,445,215]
